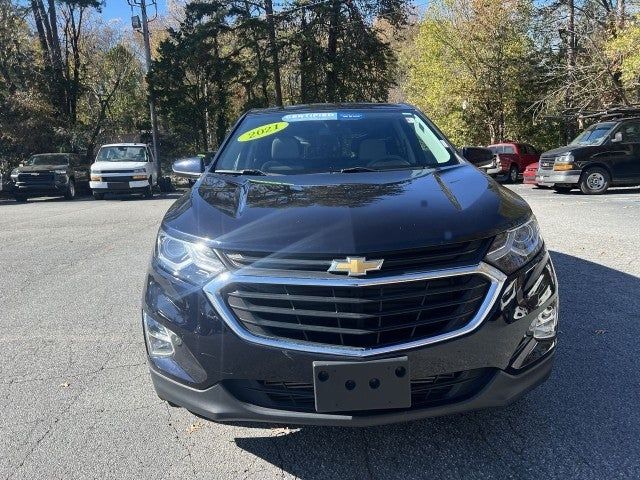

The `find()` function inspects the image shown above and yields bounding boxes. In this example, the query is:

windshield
[570,122,615,146]
[96,146,148,162]
[213,110,457,175]
[25,154,68,166]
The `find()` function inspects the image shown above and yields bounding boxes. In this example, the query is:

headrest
[271,137,300,161]
[358,139,387,161]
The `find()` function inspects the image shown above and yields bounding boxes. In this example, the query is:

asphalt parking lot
[1,184,639,480]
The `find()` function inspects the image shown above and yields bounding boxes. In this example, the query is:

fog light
[143,312,176,357]
[529,302,558,340]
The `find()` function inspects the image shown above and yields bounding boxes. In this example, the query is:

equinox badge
[328,257,384,276]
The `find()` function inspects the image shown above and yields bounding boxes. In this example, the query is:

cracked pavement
[1,185,639,479]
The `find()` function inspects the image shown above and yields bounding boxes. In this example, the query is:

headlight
[485,217,543,273]
[133,168,146,173]
[553,153,574,171]
[91,174,101,181]
[155,230,226,284]
[54,169,67,175]
[10,169,19,179]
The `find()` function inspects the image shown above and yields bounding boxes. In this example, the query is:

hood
[17,164,67,172]
[541,144,601,158]
[162,164,531,254]
[91,160,148,171]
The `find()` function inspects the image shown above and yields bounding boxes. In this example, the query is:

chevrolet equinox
[142,104,558,426]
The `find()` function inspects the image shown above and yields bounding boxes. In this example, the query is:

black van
[537,114,640,194]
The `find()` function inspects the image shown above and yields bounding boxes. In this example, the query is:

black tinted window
[214,110,457,175]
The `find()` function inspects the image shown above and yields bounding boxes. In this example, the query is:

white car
[90,143,158,199]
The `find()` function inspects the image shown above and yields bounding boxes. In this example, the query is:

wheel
[64,179,76,200]
[553,186,573,194]
[508,165,519,183]
[14,194,27,202]
[580,167,610,195]
[143,182,153,198]
[93,192,105,200]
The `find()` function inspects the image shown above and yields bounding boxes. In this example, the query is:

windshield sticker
[282,112,337,122]
[282,112,364,122]
[338,112,363,120]
[237,122,289,142]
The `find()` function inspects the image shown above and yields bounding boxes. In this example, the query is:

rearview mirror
[611,131,623,143]
[172,157,204,179]
[461,146,494,168]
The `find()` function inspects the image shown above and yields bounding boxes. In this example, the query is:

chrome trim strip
[202,262,507,358]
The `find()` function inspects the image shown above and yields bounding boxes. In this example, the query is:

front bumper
[90,180,149,193]
[149,351,554,427]
[12,181,68,196]
[143,250,558,426]
[536,170,581,186]
[481,166,504,176]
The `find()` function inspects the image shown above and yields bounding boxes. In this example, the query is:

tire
[93,192,105,200]
[508,165,519,184]
[64,179,76,200]
[553,186,573,194]
[14,194,27,202]
[143,181,153,199]
[580,167,610,195]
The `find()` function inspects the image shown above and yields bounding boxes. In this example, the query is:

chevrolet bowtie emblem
[328,257,384,276]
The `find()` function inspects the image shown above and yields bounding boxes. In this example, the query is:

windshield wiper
[338,166,379,173]
[215,169,269,176]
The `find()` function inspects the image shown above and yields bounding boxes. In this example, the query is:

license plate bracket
[313,357,411,413]
[107,182,130,190]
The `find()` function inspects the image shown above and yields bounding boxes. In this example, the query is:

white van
[90,143,157,199]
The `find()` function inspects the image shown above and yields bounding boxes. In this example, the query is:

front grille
[225,368,494,413]
[101,176,135,182]
[18,172,54,183]
[539,157,555,170]
[223,274,491,349]
[221,239,490,274]
[98,169,135,174]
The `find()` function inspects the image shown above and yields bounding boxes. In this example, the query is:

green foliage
[402,0,552,148]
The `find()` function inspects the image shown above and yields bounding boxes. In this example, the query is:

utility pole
[129,0,161,179]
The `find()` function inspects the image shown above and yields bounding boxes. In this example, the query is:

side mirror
[461,146,494,168]
[611,131,623,143]
[172,157,204,179]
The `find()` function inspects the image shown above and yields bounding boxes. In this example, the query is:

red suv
[485,143,540,183]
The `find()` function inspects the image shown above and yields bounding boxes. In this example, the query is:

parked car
[9,153,89,202]
[142,103,559,427]
[90,143,157,199]
[537,116,640,194]
[485,142,540,183]
[523,162,539,186]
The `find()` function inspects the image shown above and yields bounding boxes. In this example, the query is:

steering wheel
[367,156,412,169]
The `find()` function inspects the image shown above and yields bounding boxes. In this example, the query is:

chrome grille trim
[203,262,507,357]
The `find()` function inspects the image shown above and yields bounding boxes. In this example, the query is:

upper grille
[223,274,491,349]
[18,171,54,183]
[539,157,555,170]
[225,368,494,413]
[221,239,490,275]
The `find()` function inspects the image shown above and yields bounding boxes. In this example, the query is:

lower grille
[225,368,494,413]
[223,274,491,349]
[101,176,135,182]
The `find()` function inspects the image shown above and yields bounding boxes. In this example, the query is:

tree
[402,0,547,146]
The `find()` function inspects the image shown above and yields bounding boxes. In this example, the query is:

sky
[101,0,168,23]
